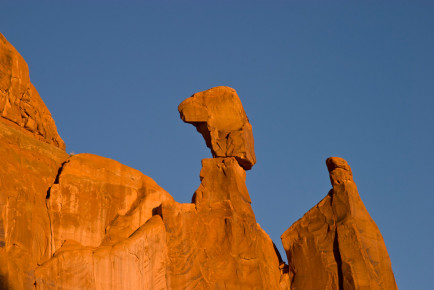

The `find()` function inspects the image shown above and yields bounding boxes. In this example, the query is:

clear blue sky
[2,1,433,288]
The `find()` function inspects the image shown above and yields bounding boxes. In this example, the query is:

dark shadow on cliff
[0,274,10,290]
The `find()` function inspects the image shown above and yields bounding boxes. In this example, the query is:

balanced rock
[169,90,283,288]
[178,86,256,170]
[0,32,398,290]
[281,157,397,290]
[0,33,65,150]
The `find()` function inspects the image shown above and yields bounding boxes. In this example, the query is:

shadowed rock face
[281,157,398,290]
[178,86,256,170]
[0,33,397,290]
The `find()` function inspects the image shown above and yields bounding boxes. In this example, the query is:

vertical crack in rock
[45,159,69,257]
[333,228,344,290]
[0,32,399,288]
[281,157,397,290]
[46,160,68,199]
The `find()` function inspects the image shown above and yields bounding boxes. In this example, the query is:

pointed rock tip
[326,157,353,186]
[178,86,256,170]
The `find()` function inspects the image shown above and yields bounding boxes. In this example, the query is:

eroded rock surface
[0,118,68,289]
[159,158,283,289]
[35,216,169,290]
[35,153,173,289]
[281,157,398,290]
[178,86,256,170]
[0,33,65,150]
[0,33,397,290]
[46,153,173,253]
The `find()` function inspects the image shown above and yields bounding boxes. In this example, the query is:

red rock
[35,153,173,289]
[0,33,398,290]
[178,86,256,170]
[0,33,65,150]
[0,117,68,289]
[281,157,398,290]
[46,153,173,253]
[159,157,282,289]
[35,216,169,289]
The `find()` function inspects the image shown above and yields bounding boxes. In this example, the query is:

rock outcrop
[0,33,397,290]
[281,157,397,290]
[158,157,283,289]
[0,119,68,290]
[0,33,68,290]
[178,86,256,170]
[36,153,173,289]
[0,33,65,150]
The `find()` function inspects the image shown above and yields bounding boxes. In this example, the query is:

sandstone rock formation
[281,157,397,290]
[0,119,68,290]
[0,33,68,290]
[35,153,173,289]
[0,33,65,150]
[0,33,397,290]
[158,157,283,289]
[178,86,256,170]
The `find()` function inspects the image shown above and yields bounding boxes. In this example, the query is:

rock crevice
[281,157,397,290]
[0,33,397,290]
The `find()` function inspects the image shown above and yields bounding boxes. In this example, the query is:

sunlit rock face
[159,88,282,288]
[281,157,398,290]
[0,120,68,290]
[0,33,397,290]
[178,86,256,170]
[36,153,174,289]
[159,157,283,289]
[0,33,65,150]
[0,33,69,290]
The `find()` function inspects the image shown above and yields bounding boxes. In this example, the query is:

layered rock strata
[281,157,397,290]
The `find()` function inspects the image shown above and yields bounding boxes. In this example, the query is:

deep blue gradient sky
[2,1,433,288]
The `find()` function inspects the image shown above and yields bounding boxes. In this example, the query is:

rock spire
[281,157,398,290]
[0,33,397,290]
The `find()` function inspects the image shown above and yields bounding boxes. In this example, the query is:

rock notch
[178,86,256,170]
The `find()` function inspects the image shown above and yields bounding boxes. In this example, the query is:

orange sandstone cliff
[0,33,397,289]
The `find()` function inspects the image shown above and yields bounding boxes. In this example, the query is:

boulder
[178,86,256,170]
